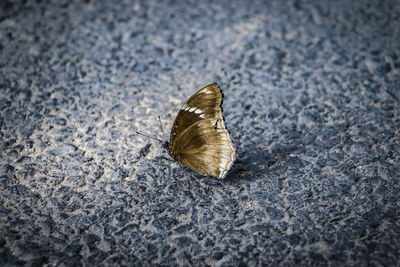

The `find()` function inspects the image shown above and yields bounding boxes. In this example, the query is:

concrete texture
[1,0,400,265]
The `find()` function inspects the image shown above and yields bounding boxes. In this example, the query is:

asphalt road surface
[1,0,399,265]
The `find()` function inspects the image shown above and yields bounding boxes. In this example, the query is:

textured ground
[1,0,400,266]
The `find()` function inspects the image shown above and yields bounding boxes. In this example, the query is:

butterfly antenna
[158,115,166,142]
[135,131,163,143]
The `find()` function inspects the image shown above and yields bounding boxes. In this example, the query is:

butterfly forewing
[170,83,223,138]
[168,83,236,178]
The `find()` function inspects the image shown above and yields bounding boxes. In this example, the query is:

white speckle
[199,114,205,118]
[189,107,196,112]
[204,90,212,94]
[194,109,202,114]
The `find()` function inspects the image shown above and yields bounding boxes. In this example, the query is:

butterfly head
[162,141,170,151]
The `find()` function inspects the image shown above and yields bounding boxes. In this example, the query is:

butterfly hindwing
[168,83,236,178]
[178,118,236,178]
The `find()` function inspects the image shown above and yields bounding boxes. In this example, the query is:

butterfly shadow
[225,144,300,182]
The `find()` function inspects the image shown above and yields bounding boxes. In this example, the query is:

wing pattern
[167,83,236,178]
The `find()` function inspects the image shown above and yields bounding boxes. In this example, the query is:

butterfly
[136,83,236,178]
[163,83,237,178]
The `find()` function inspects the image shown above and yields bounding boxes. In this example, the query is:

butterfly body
[166,83,236,179]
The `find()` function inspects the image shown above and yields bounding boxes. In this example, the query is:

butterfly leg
[157,156,174,177]
[160,156,174,162]
[157,156,162,177]
[214,119,219,130]
[185,174,191,189]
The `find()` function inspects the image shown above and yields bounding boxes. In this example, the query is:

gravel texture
[1,0,400,266]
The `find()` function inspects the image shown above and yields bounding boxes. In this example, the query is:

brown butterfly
[138,83,236,178]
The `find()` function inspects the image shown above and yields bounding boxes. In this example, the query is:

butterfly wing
[168,83,236,178]
[177,118,236,178]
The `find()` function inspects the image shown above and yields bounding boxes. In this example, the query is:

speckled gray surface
[1,0,400,266]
